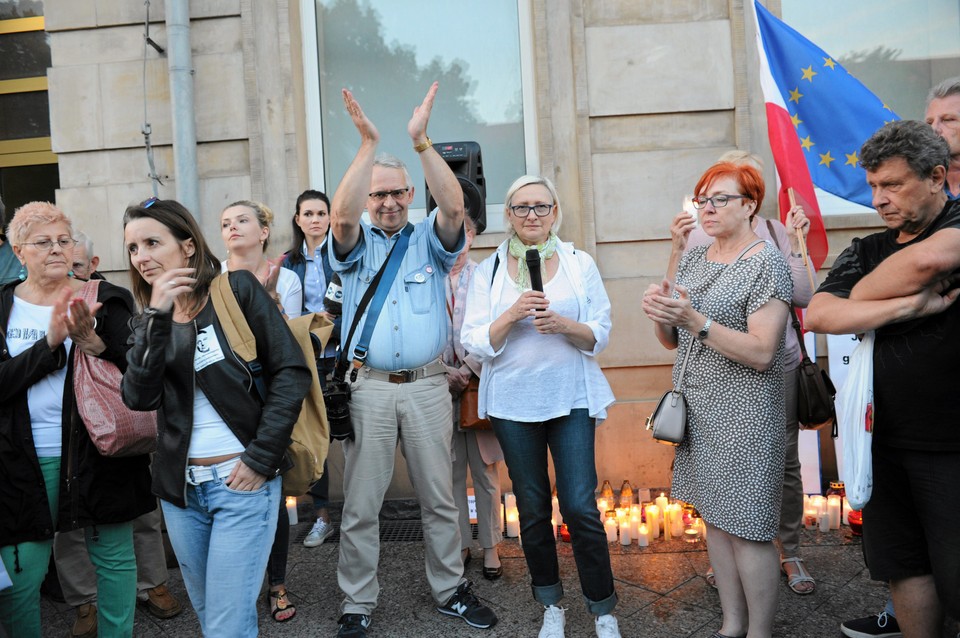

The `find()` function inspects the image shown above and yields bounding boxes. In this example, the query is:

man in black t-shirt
[807,121,960,637]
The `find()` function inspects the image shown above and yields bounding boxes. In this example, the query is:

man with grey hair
[328,81,496,638]
[926,76,960,198]
[70,231,104,281]
[807,120,960,638]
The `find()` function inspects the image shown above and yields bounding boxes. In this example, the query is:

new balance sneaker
[538,605,565,638]
[840,611,902,638]
[595,614,621,638]
[337,613,371,638]
[304,519,334,547]
[437,580,498,629]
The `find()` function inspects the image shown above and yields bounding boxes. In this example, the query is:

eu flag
[754,2,900,208]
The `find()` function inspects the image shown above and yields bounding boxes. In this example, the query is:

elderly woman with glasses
[461,175,620,638]
[642,162,793,638]
[0,202,154,637]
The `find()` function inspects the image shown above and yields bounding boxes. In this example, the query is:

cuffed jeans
[337,373,464,616]
[161,472,280,638]
[490,409,617,615]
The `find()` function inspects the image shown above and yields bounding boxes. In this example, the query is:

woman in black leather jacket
[121,198,310,638]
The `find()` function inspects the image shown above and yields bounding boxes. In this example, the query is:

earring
[68,270,75,278]
[17,264,26,281]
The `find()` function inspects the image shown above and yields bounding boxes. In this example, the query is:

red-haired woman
[642,162,793,638]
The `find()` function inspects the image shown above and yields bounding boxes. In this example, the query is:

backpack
[209,274,333,497]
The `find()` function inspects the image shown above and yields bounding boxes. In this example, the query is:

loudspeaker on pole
[424,141,486,234]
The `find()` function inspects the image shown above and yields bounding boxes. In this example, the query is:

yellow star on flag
[883,103,893,111]
[800,136,814,151]
[788,87,803,103]
[845,152,859,167]
[823,57,836,70]
[801,65,818,82]
[790,113,802,127]
[819,151,835,167]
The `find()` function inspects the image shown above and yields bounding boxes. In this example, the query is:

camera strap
[333,224,415,383]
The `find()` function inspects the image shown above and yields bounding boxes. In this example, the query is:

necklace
[709,235,757,262]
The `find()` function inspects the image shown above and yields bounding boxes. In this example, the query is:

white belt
[185,456,241,486]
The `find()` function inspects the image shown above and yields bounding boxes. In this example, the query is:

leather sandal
[705,566,717,589]
[710,632,746,638]
[269,589,296,622]
[780,556,816,595]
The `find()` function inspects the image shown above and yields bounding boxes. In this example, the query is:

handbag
[645,344,692,446]
[458,376,491,431]
[792,311,837,434]
[646,240,762,445]
[73,281,158,457]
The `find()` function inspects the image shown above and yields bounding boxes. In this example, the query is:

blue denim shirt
[329,210,464,371]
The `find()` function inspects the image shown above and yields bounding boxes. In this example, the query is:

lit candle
[637,524,649,547]
[619,521,631,545]
[655,493,669,521]
[506,509,520,537]
[630,514,641,540]
[615,507,627,524]
[663,508,672,541]
[597,498,610,517]
[645,505,660,538]
[818,509,830,532]
[841,497,851,525]
[604,516,618,542]
[804,508,819,530]
[827,495,842,530]
[683,527,700,543]
[504,492,516,512]
[672,506,684,538]
[285,496,298,525]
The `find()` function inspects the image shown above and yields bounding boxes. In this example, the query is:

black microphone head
[525,248,543,292]
[525,248,540,265]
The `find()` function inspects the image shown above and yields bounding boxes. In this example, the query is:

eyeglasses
[692,194,748,209]
[509,203,553,217]
[368,188,409,202]
[22,238,76,252]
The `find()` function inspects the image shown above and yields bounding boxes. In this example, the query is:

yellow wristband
[413,136,432,153]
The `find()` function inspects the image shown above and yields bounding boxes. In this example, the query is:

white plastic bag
[836,331,875,510]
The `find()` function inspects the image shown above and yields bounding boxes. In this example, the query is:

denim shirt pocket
[403,263,437,315]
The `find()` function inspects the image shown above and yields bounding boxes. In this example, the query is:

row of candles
[803,493,860,532]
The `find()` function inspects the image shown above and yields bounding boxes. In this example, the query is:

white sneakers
[303,519,333,547]
[539,605,566,638]
[595,614,621,638]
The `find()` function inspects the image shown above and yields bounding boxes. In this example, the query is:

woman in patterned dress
[642,162,792,638]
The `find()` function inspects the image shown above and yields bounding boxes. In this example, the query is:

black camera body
[323,379,353,441]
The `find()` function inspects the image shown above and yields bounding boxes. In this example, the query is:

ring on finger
[168,279,177,288]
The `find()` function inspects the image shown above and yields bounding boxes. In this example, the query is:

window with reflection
[307,0,534,229]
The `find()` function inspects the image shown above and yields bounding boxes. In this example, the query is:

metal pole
[165,0,200,216]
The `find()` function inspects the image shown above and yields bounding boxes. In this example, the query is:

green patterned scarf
[508,232,559,291]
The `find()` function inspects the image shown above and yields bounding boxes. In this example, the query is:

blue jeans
[161,472,280,638]
[490,409,617,615]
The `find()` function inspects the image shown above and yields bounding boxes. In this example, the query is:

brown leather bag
[459,376,491,431]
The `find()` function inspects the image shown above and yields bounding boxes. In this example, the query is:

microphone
[525,248,543,293]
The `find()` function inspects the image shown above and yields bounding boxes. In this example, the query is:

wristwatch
[697,318,713,340]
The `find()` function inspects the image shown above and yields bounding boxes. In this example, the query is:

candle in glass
[619,521,631,545]
[803,508,818,530]
[827,495,842,529]
[604,516,618,542]
[630,514,641,540]
[655,493,669,521]
[285,496,298,525]
[506,509,520,537]
[637,524,649,547]
[841,497,851,525]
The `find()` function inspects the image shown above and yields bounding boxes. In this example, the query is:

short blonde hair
[7,201,73,247]
[503,175,563,235]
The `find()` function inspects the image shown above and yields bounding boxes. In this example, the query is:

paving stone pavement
[36,520,960,637]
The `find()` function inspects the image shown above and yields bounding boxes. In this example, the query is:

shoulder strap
[209,273,268,401]
[765,218,809,352]
[334,224,415,381]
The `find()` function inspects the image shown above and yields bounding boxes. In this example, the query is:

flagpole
[788,187,817,291]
